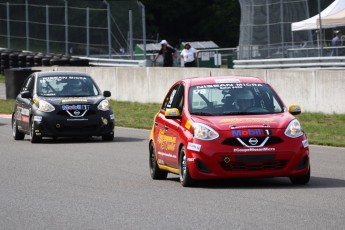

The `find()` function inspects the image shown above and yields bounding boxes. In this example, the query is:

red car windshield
[188,83,284,116]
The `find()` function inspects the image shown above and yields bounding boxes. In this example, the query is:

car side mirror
[289,104,301,115]
[165,108,182,119]
[21,91,32,99]
[103,90,111,97]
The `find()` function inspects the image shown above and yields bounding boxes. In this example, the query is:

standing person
[180,42,199,67]
[331,30,341,56]
[153,40,176,67]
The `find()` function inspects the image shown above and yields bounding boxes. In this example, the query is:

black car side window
[21,75,34,94]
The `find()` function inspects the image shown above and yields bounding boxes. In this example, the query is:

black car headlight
[37,100,55,112]
[97,99,110,111]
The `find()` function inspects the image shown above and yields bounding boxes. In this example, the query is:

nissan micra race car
[12,71,115,143]
[149,76,310,187]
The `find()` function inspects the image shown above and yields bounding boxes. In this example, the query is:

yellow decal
[185,120,192,130]
[157,129,176,151]
[220,117,276,125]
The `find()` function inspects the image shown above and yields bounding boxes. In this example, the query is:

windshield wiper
[190,112,214,116]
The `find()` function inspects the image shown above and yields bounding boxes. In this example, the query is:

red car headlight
[285,119,303,138]
[193,123,219,140]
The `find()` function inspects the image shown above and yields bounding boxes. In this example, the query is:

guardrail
[84,57,147,67]
[234,56,345,69]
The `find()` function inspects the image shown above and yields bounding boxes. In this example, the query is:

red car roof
[186,76,266,87]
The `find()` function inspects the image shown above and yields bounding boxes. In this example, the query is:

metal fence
[0,0,145,58]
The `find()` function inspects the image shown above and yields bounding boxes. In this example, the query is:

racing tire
[179,146,194,187]
[290,168,310,185]
[12,115,25,140]
[30,116,42,143]
[149,142,168,180]
[102,132,114,141]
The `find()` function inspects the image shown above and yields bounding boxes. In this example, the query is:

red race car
[149,76,310,187]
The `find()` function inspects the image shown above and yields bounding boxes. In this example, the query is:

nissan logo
[249,138,258,145]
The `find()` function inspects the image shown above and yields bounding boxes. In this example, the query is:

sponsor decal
[67,118,88,121]
[187,143,201,152]
[187,158,195,162]
[157,151,177,159]
[110,114,115,120]
[234,147,275,153]
[62,105,90,110]
[62,98,88,103]
[231,129,262,137]
[21,108,30,116]
[158,159,165,164]
[21,116,29,123]
[157,129,176,151]
[34,116,42,122]
[302,139,309,148]
[221,117,276,126]
[41,76,87,81]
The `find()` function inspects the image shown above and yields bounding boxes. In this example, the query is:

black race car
[12,71,115,143]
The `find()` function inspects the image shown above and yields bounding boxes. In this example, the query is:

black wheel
[290,168,310,185]
[149,142,168,180]
[179,146,194,187]
[12,114,25,140]
[30,116,42,143]
[102,132,114,141]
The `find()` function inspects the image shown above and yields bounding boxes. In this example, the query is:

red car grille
[219,157,288,171]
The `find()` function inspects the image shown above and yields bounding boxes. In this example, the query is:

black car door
[17,75,35,132]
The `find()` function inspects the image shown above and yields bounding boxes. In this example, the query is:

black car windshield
[189,83,284,116]
[37,75,100,97]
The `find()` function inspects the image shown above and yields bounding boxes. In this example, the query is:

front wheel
[179,146,194,187]
[30,116,42,143]
[149,142,167,180]
[12,115,25,140]
[290,168,310,185]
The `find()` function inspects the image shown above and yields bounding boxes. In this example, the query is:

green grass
[0,98,344,147]
[0,74,4,83]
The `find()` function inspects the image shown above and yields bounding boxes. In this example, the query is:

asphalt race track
[0,117,344,230]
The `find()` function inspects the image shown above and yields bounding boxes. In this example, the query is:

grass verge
[0,99,344,147]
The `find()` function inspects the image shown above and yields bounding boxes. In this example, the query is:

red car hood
[191,113,294,131]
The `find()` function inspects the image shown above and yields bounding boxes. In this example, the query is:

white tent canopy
[319,8,345,28]
[291,0,345,31]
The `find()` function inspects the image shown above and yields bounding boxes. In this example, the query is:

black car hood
[41,96,105,105]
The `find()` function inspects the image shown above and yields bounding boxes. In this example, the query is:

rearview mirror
[289,104,301,115]
[103,90,111,97]
[165,108,181,119]
[21,91,32,99]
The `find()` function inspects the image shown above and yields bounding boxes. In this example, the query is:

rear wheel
[149,142,168,180]
[290,168,310,185]
[30,116,42,143]
[12,115,25,140]
[179,146,194,187]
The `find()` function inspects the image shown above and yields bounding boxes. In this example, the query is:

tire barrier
[0,49,90,74]
[4,68,40,99]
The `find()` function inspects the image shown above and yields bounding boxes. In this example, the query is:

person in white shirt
[180,43,199,67]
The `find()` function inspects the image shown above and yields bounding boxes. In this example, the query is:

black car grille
[56,109,96,117]
[55,123,101,132]
[222,136,283,147]
[219,156,288,171]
